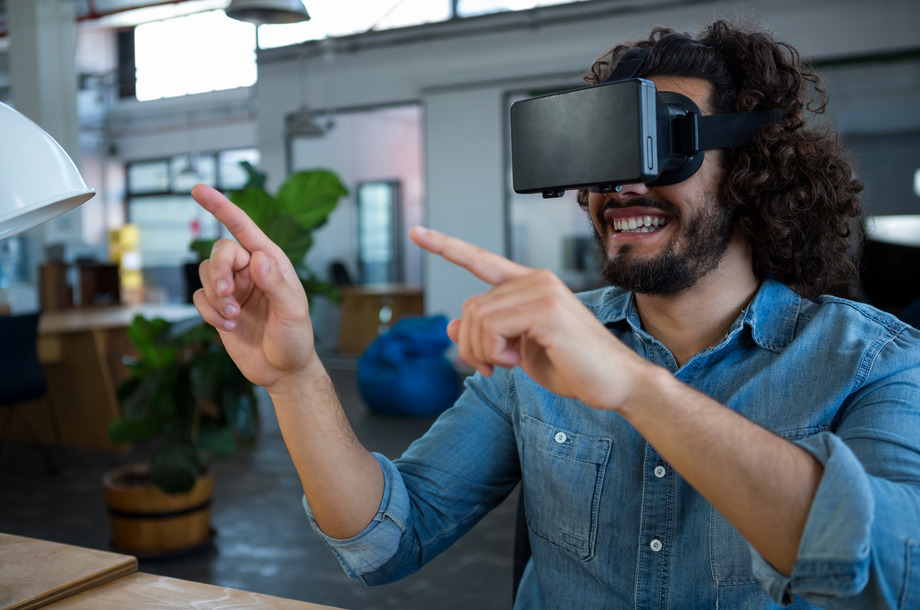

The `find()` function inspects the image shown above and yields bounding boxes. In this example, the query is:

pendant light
[225,0,310,25]
[0,102,94,240]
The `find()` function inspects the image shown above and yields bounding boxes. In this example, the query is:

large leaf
[238,161,267,190]
[188,344,235,406]
[126,316,176,372]
[263,215,314,264]
[220,385,257,440]
[189,238,216,262]
[151,440,201,494]
[277,169,347,230]
[117,366,182,422]
[107,417,161,444]
[198,424,237,461]
[229,185,276,228]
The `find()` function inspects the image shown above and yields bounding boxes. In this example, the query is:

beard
[592,194,736,296]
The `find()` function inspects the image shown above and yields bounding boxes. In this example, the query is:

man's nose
[612,182,652,199]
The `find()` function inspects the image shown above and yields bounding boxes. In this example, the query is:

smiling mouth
[611,215,670,234]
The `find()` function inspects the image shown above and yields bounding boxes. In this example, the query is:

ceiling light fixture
[225,0,310,25]
[0,102,94,239]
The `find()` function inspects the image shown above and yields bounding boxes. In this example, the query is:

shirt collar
[584,278,801,353]
[742,278,800,353]
[582,286,634,326]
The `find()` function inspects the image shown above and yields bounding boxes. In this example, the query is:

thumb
[447,318,461,343]
[248,250,309,318]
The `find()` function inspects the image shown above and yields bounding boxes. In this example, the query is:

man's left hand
[410,226,652,412]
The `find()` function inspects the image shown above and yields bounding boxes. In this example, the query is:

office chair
[329,260,354,286]
[512,484,531,603]
[0,312,60,474]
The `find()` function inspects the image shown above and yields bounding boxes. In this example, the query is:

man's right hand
[190,184,318,392]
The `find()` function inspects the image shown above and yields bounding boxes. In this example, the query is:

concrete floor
[0,360,518,609]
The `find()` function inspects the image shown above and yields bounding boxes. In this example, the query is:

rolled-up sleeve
[302,453,410,579]
[751,433,874,604]
[752,327,920,607]
[302,369,521,586]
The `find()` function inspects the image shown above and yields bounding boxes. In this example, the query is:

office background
[1,1,919,608]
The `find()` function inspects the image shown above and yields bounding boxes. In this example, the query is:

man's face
[587,76,736,296]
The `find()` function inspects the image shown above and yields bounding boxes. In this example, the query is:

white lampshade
[225,0,310,25]
[0,102,95,240]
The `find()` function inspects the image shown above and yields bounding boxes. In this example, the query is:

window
[357,181,402,284]
[455,0,581,18]
[258,0,589,48]
[258,1,452,48]
[126,149,259,269]
[134,11,256,101]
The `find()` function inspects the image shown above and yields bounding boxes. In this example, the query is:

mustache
[600,196,680,219]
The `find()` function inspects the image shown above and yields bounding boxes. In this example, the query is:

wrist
[611,359,674,422]
[266,354,329,404]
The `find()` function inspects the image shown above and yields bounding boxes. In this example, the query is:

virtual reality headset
[510,77,781,198]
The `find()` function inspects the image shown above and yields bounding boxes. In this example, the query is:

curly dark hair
[576,20,864,298]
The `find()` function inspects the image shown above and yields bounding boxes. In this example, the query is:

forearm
[268,359,385,539]
[622,365,823,576]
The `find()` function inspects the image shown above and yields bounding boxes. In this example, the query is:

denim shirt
[303,279,920,608]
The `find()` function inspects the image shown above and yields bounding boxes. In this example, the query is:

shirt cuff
[751,432,872,605]
[301,452,410,579]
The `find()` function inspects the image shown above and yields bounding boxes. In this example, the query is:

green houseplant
[103,164,348,556]
[103,315,258,557]
[109,315,257,494]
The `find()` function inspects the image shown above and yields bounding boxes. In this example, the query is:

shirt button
[653,465,667,478]
[650,539,663,552]
[554,432,567,444]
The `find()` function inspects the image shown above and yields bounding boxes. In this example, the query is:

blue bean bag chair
[357,315,462,417]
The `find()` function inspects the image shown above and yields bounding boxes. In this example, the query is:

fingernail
[223,319,236,331]
[224,304,238,317]
[216,279,228,294]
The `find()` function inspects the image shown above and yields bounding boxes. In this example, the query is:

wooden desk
[0,533,342,610]
[2,304,200,451]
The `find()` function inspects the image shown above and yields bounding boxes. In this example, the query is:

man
[191,21,920,608]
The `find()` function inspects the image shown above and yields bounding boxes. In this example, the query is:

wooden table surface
[0,533,344,610]
[0,533,137,610]
[38,304,200,335]
[44,572,342,609]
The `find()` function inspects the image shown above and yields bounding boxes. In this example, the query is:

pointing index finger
[191,184,274,254]
[409,226,530,286]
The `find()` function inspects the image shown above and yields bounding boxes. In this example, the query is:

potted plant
[104,163,348,558]
[103,315,257,557]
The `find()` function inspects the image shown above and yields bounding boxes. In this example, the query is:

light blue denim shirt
[303,279,920,608]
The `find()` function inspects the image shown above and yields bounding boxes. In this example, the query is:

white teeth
[612,216,667,233]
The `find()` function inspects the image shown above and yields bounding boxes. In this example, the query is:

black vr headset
[510,50,781,198]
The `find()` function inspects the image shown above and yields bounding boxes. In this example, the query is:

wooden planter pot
[102,463,215,559]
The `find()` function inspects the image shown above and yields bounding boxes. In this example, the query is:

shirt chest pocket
[520,413,611,561]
